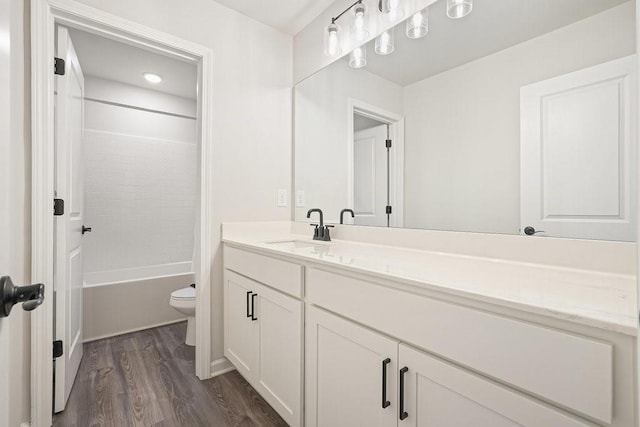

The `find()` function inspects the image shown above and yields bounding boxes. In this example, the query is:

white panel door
[398,344,591,427]
[54,26,86,413]
[305,306,398,427]
[521,55,636,241]
[0,0,11,424]
[224,270,257,379]
[253,281,303,427]
[354,124,390,227]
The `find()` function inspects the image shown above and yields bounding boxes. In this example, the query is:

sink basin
[265,239,328,250]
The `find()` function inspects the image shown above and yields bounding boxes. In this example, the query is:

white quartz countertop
[222,233,638,336]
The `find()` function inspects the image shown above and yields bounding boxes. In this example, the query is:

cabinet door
[224,270,257,380]
[398,344,591,427]
[253,282,303,427]
[306,306,398,427]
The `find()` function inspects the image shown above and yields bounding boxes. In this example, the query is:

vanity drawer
[224,246,303,298]
[306,268,613,424]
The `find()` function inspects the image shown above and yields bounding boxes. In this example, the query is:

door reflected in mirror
[294,0,637,241]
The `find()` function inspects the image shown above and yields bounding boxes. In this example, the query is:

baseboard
[83,318,187,343]
[211,358,235,377]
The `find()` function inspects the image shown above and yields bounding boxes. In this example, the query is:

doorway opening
[53,25,200,413]
[32,3,214,426]
[348,99,405,228]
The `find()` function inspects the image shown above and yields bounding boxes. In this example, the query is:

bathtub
[82,262,195,342]
[84,262,193,287]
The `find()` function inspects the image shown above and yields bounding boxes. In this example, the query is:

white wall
[403,2,636,234]
[70,0,293,366]
[295,60,403,223]
[83,77,197,274]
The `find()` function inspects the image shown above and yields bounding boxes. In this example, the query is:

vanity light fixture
[324,0,368,58]
[143,72,163,84]
[406,8,428,39]
[447,0,473,19]
[349,45,367,68]
[375,28,395,55]
[351,2,369,42]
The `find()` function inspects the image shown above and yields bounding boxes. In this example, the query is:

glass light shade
[324,22,342,57]
[406,8,428,39]
[350,3,369,42]
[379,0,404,22]
[447,0,473,19]
[375,28,395,55]
[349,46,367,68]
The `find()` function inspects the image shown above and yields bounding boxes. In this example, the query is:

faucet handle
[309,223,319,227]
[321,225,334,242]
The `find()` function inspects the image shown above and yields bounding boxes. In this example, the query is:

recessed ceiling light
[143,72,163,84]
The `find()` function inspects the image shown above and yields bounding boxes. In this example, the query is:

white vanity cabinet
[224,247,304,427]
[305,305,399,427]
[306,305,593,427]
[398,344,592,427]
[222,242,636,427]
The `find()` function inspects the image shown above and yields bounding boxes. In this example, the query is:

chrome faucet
[307,208,333,241]
[340,209,355,224]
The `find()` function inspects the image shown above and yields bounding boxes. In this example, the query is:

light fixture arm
[331,0,364,24]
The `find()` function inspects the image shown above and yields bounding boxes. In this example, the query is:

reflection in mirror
[295,0,637,241]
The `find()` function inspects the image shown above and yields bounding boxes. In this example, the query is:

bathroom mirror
[294,0,637,241]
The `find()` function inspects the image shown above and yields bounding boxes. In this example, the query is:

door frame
[347,98,405,227]
[31,1,214,425]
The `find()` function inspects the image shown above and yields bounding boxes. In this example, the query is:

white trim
[31,1,214,425]
[211,358,236,377]
[82,319,188,344]
[347,98,405,227]
[636,0,640,418]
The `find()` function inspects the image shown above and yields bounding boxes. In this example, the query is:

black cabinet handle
[399,367,408,421]
[246,291,252,318]
[82,225,92,234]
[382,358,391,408]
[251,293,258,321]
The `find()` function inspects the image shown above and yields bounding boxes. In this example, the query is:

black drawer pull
[399,366,408,421]
[246,291,252,318]
[251,293,258,321]
[382,358,391,408]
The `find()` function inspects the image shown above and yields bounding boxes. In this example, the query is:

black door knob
[1,276,45,317]
[82,225,92,235]
[523,226,544,236]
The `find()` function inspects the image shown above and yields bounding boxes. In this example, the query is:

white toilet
[169,287,196,346]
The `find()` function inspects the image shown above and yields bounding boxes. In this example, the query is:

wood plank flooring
[53,322,288,427]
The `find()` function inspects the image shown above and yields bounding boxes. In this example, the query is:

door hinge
[53,340,63,359]
[54,57,65,76]
[54,198,64,216]
[386,205,392,215]
[385,139,392,148]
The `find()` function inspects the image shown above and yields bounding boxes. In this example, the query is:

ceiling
[345,0,631,86]
[68,28,198,100]
[354,114,384,132]
[212,0,336,34]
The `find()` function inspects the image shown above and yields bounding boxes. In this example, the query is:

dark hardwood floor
[53,322,288,427]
